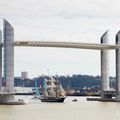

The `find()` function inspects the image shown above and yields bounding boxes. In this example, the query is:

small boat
[72,98,78,102]
[40,76,66,102]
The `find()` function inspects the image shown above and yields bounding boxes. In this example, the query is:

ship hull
[40,96,66,102]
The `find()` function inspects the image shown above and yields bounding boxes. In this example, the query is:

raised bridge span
[13,41,119,50]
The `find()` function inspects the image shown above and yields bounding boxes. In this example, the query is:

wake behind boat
[40,76,66,102]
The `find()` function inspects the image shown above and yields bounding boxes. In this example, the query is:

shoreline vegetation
[12,74,115,97]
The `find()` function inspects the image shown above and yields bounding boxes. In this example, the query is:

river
[0,96,120,120]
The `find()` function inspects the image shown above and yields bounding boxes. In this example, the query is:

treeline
[14,75,101,89]
[14,75,115,89]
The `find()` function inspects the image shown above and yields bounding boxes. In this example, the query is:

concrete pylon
[100,31,110,99]
[0,30,2,92]
[2,19,15,102]
[0,19,25,104]
[116,31,120,100]
[3,19,14,93]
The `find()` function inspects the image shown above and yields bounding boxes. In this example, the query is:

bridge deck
[0,41,119,50]
[12,41,120,50]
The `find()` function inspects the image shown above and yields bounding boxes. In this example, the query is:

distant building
[21,72,28,80]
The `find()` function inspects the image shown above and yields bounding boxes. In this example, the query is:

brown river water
[0,96,120,120]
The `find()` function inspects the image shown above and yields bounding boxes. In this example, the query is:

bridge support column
[0,30,2,93]
[100,31,110,99]
[2,19,15,103]
[116,31,120,100]
[0,94,14,103]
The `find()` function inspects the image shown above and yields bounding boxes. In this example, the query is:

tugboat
[40,77,66,102]
[72,98,78,102]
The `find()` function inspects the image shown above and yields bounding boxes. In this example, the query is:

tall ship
[40,76,66,102]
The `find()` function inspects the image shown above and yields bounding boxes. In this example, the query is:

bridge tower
[3,19,14,93]
[0,30,2,93]
[100,31,110,99]
[0,19,15,103]
[116,31,120,100]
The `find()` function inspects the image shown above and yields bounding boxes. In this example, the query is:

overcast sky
[0,0,120,77]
